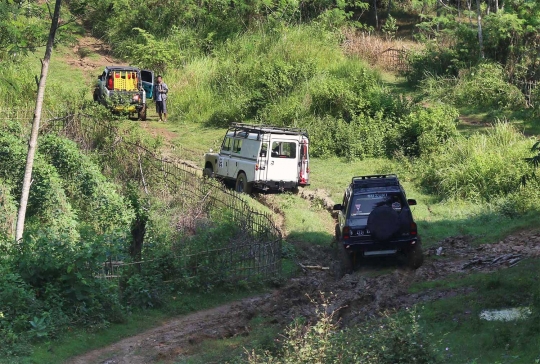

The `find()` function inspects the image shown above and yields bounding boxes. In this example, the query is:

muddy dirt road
[66,230,540,364]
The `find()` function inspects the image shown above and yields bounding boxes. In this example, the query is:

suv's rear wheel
[337,243,353,277]
[235,172,252,194]
[406,237,424,269]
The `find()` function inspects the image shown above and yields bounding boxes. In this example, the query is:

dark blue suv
[333,174,423,272]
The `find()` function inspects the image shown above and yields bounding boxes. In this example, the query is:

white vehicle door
[217,136,232,178]
[266,139,298,182]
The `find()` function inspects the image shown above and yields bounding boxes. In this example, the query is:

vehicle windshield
[349,193,404,217]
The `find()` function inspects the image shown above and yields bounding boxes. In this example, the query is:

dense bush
[0,128,133,239]
[0,232,126,356]
[419,63,525,110]
[416,121,533,203]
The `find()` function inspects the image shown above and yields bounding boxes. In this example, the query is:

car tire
[235,172,252,194]
[406,237,424,269]
[93,88,99,102]
[203,167,213,179]
[336,243,353,278]
[367,205,400,242]
[138,105,147,121]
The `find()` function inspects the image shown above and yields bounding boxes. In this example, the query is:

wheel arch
[237,169,247,179]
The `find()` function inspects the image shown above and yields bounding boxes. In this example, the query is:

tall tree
[15,0,62,242]
[476,0,484,58]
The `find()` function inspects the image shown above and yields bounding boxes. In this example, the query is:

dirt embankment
[67,230,540,364]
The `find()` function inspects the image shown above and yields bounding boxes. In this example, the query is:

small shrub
[247,299,441,363]
[452,63,524,110]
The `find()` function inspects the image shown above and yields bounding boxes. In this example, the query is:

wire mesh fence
[379,47,411,72]
[30,111,283,284]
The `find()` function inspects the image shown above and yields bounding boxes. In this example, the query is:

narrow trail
[65,295,267,364]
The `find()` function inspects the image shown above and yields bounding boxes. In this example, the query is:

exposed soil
[66,229,540,364]
[63,35,126,75]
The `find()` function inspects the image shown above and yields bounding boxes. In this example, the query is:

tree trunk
[130,217,146,272]
[467,0,473,26]
[388,0,393,14]
[476,0,485,58]
[495,0,499,12]
[15,0,62,243]
[436,0,441,31]
[458,0,461,19]
[373,0,379,30]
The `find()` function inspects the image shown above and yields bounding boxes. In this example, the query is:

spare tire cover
[367,205,400,242]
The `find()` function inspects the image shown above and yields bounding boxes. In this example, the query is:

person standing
[154,75,169,122]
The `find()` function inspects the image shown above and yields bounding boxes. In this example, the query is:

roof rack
[351,174,398,182]
[229,123,309,138]
[351,174,400,189]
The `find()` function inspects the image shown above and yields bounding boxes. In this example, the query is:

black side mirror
[407,199,417,206]
[333,204,342,211]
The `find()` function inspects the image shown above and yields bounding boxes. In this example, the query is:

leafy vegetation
[2,0,540,362]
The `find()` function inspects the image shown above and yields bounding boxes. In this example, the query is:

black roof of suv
[333,174,423,272]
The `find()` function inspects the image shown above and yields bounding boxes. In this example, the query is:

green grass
[15,290,267,364]
[149,121,226,164]
[274,193,334,245]
[413,259,540,364]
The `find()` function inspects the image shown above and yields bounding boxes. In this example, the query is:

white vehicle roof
[228,123,309,139]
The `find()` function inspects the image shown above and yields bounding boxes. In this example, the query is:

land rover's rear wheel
[138,105,147,121]
[235,172,252,194]
[406,237,424,269]
[203,167,213,179]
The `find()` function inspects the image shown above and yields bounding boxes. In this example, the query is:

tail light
[410,222,417,235]
[255,163,259,171]
[343,226,350,240]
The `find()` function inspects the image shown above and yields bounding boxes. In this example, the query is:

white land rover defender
[203,123,310,193]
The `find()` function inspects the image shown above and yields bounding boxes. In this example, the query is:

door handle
[271,161,274,165]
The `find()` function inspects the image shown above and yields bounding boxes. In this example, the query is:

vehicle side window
[342,193,348,212]
[233,139,242,153]
[221,137,232,152]
[260,143,268,157]
[271,142,297,158]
